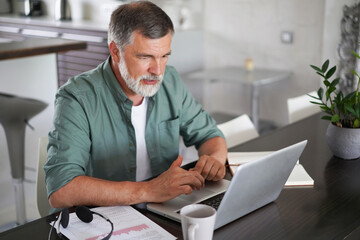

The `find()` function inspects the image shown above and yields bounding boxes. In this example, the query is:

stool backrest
[217,114,259,148]
[36,136,51,217]
[287,91,320,123]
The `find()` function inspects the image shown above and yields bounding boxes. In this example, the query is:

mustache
[139,74,163,81]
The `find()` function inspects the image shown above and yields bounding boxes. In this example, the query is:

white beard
[118,55,163,97]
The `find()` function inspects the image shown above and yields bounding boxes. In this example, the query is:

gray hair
[108,1,174,53]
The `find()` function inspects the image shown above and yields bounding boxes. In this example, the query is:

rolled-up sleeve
[44,87,91,198]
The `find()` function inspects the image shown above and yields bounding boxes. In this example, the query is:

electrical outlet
[281,31,293,44]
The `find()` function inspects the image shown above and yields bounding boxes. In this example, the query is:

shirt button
[130,168,135,173]
[130,142,134,147]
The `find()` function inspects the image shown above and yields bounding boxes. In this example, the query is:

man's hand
[193,155,226,181]
[146,155,205,203]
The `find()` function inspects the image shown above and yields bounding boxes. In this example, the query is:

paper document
[51,206,176,240]
[227,151,314,187]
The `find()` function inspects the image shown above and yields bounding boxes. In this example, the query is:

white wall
[201,0,360,127]
[202,0,326,126]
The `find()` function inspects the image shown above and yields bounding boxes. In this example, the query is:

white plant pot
[326,123,360,159]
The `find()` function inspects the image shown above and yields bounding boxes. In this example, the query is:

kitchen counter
[0,14,108,31]
[0,14,204,85]
[0,38,86,60]
[0,15,109,86]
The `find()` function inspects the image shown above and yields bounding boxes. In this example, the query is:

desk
[1,113,360,239]
[185,67,292,130]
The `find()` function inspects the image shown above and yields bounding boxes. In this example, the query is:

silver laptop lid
[214,140,307,229]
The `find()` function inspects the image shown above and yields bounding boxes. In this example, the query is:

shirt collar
[102,56,130,103]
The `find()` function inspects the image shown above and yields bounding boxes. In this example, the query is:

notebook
[227,151,314,187]
[147,140,308,229]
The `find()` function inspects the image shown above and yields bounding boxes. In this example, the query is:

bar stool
[0,93,47,225]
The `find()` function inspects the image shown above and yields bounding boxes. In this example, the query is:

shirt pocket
[158,117,180,161]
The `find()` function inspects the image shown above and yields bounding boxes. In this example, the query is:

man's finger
[178,172,204,190]
[201,159,214,179]
[193,156,206,173]
[190,171,205,189]
[171,155,183,168]
[207,164,222,180]
[212,165,226,181]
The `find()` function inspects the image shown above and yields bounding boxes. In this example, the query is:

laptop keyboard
[200,192,225,210]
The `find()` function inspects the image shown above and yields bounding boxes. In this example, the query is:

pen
[225,163,241,167]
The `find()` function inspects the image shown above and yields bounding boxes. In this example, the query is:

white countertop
[0,14,109,31]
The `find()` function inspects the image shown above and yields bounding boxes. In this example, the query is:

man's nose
[149,59,162,76]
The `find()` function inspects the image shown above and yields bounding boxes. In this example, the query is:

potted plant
[309,51,360,159]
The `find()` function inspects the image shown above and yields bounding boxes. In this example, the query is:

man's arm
[49,156,204,209]
[193,136,228,181]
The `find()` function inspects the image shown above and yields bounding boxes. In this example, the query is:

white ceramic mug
[180,204,217,240]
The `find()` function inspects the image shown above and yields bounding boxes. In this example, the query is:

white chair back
[179,114,259,163]
[36,136,51,217]
[217,114,259,148]
[287,91,320,123]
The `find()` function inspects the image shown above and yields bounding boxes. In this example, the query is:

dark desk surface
[1,113,360,240]
[0,38,87,60]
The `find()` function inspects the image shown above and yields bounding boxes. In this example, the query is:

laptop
[147,140,307,229]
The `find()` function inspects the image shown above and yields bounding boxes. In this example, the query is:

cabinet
[0,18,109,87]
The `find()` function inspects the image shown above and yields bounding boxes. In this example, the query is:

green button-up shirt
[44,57,223,200]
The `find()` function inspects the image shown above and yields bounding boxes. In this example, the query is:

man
[45,1,227,212]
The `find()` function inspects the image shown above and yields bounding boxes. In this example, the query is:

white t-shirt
[131,97,152,181]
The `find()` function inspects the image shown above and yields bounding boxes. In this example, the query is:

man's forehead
[126,31,172,55]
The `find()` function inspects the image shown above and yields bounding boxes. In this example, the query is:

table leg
[13,179,26,225]
[251,85,260,130]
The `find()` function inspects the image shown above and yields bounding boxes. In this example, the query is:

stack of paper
[50,206,176,240]
[227,151,314,187]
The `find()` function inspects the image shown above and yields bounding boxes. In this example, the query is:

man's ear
[109,41,120,63]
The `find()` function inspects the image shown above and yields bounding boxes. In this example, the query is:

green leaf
[324,80,330,86]
[354,119,360,128]
[330,78,340,87]
[321,60,329,73]
[320,106,331,111]
[352,50,360,60]
[351,69,360,78]
[330,103,335,111]
[337,91,344,100]
[318,88,324,99]
[345,104,356,115]
[321,116,332,121]
[325,66,336,79]
[326,91,330,101]
[331,114,339,123]
[328,86,336,93]
[356,103,360,117]
[310,101,323,105]
[308,94,320,100]
[317,72,326,78]
[310,65,322,72]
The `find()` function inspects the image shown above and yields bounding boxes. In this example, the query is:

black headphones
[48,206,114,240]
